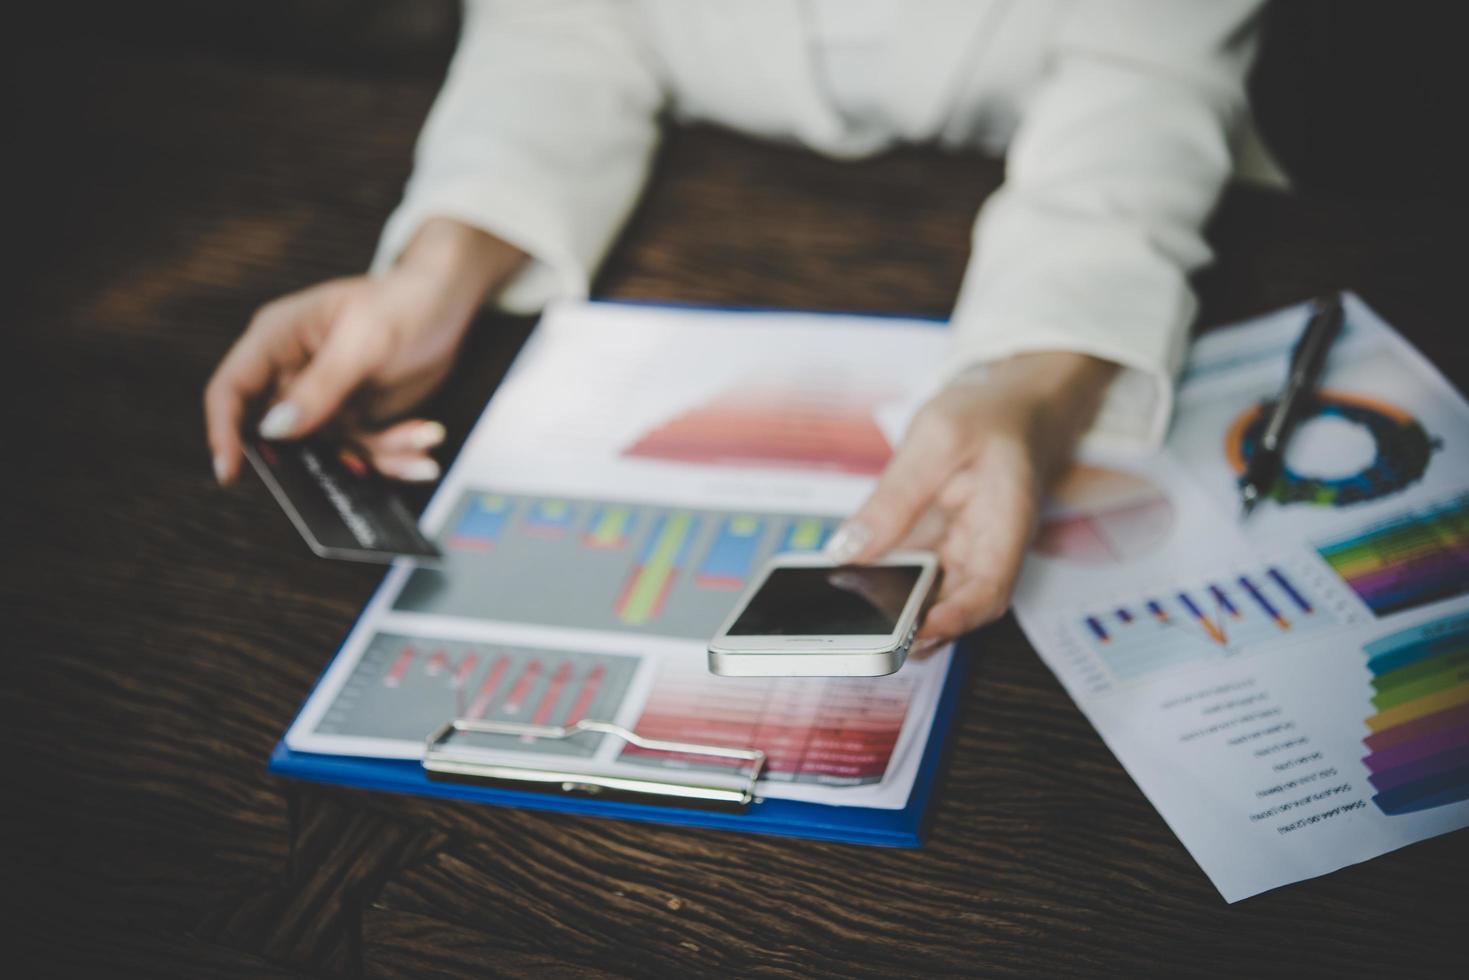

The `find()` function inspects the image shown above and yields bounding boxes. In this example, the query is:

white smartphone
[707,550,940,677]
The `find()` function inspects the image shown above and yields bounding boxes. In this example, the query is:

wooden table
[7,11,1466,978]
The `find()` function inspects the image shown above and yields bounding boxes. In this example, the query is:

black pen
[1238,293,1345,518]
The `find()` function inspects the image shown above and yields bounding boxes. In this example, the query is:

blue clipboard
[268,298,968,846]
[268,642,970,848]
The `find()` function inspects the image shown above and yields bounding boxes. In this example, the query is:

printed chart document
[1013,293,1469,901]
[286,302,956,810]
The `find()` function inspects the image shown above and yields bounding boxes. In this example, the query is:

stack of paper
[1013,294,1469,901]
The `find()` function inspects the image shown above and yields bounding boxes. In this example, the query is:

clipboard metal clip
[423,718,767,810]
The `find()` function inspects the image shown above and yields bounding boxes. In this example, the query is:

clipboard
[267,299,973,846]
[268,643,970,847]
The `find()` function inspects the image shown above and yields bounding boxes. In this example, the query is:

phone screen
[725,565,924,636]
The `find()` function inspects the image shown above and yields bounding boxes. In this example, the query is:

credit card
[244,438,442,564]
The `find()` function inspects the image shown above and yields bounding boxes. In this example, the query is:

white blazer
[373,0,1265,451]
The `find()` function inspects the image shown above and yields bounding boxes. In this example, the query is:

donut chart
[1226,389,1436,507]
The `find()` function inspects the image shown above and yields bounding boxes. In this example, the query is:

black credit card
[244,438,442,564]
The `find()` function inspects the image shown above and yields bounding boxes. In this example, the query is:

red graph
[623,382,893,476]
[465,656,511,720]
[623,674,914,784]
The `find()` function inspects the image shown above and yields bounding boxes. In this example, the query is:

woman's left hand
[825,351,1118,646]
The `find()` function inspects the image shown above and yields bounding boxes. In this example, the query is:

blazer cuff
[939,319,1185,455]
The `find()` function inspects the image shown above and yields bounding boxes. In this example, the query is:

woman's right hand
[204,218,526,485]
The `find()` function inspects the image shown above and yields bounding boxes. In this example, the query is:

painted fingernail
[824,522,872,563]
[389,458,440,482]
[409,421,447,450]
[258,402,299,439]
[213,454,229,485]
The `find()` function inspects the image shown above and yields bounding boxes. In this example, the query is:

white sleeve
[372,0,665,314]
[948,0,1265,452]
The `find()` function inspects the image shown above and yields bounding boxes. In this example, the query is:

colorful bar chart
[695,515,764,589]
[1237,574,1288,629]
[446,493,511,551]
[583,505,635,549]
[313,633,639,755]
[398,490,844,639]
[1178,591,1227,645]
[622,667,917,785]
[782,516,833,553]
[1268,567,1314,614]
[616,512,698,626]
[524,499,576,537]
[1361,612,1469,815]
[1079,566,1335,681]
[1317,492,1469,616]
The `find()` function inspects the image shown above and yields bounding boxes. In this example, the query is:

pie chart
[1033,465,1174,565]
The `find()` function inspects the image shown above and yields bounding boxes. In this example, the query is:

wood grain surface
[5,6,1467,978]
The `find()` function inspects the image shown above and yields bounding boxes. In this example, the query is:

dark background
[4,2,1467,977]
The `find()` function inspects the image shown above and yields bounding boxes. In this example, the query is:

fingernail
[824,522,872,563]
[410,421,447,450]
[389,458,440,482]
[912,637,944,657]
[258,402,299,439]
[213,454,229,485]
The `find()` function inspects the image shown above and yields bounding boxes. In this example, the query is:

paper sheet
[286,302,956,809]
[1013,294,1469,901]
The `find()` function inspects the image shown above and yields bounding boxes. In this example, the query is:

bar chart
[397,489,839,639]
[445,493,511,550]
[1317,492,1469,617]
[1079,565,1337,682]
[313,633,640,754]
[694,515,765,590]
[1361,611,1469,815]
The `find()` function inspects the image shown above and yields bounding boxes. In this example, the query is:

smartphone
[707,551,940,677]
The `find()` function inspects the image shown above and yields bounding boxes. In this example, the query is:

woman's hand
[825,351,1118,645]
[204,218,526,484]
